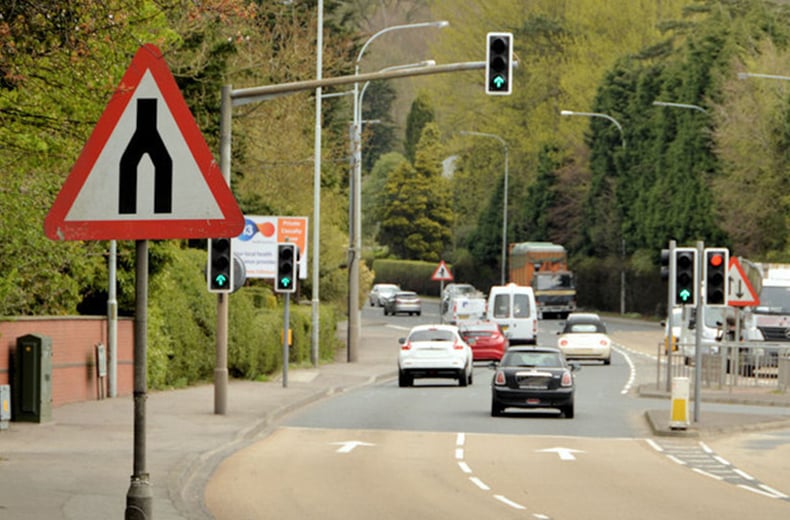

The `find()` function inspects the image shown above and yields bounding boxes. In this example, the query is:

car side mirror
[398,337,406,345]
[488,361,498,369]
[570,362,581,372]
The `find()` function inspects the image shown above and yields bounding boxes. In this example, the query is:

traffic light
[704,248,729,305]
[485,32,513,95]
[673,248,697,306]
[275,243,297,294]
[208,238,233,293]
[660,248,670,281]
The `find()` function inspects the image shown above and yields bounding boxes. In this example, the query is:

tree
[378,123,452,260]
[404,92,435,164]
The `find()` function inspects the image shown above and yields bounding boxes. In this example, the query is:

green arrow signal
[492,75,506,89]
[214,274,228,287]
[280,276,292,287]
[678,288,691,302]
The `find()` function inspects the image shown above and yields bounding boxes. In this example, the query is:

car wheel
[468,367,474,385]
[603,356,611,365]
[398,371,412,387]
[562,403,575,419]
[491,398,504,417]
[383,308,388,316]
[417,311,422,316]
[458,369,468,387]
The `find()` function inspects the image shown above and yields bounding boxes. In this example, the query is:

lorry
[741,262,790,343]
[508,242,577,319]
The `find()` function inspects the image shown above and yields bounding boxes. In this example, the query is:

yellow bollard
[670,376,690,430]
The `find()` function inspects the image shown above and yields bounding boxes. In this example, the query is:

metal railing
[656,341,790,391]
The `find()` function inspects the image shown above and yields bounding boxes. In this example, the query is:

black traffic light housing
[275,243,297,294]
[486,32,513,95]
[660,248,670,281]
[704,248,729,305]
[208,238,233,293]
[673,248,697,306]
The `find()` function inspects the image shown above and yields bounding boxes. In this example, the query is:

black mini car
[490,346,580,418]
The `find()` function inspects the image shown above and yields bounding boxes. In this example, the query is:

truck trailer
[508,241,576,319]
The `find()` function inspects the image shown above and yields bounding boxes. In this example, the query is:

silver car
[368,283,400,307]
[383,291,422,316]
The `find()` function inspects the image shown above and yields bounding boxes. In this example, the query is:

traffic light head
[673,248,697,306]
[704,248,729,305]
[275,243,297,294]
[208,238,233,293]
[486,32,513,95]
[660,248,670,281]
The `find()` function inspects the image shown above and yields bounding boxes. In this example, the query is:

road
[205,301,790,519]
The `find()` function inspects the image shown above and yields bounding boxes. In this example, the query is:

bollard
[670,376,690,430]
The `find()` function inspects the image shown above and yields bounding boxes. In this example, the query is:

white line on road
[612,345,636,394]
[455,448,464,460]
[693,468,724,480]
[470,476,490,491]
[458,461,472,474]
[494,495,527,510]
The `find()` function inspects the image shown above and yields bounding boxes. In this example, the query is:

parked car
[556,312,612,365]
[383,291,422,316]
[368,283,400,307]
[490,346,579,418]
[398,324,473,387]
[458,320,508,362]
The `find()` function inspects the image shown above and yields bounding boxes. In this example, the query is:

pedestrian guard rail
[656,340,790,392]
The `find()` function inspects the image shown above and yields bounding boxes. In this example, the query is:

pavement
[1,320,789,519]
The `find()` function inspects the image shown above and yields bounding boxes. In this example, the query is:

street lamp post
[347,21,448,362]
[652,100,707,113]
[560,109,626,314]
[459,131,509,285]
[738,71,790,82]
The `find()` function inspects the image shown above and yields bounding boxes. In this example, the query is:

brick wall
[0,317,134,407]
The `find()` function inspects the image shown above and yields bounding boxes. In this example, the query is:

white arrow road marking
[330,441,375,453]
[536,447,585,461]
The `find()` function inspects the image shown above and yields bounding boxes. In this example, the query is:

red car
[458,320,509,362]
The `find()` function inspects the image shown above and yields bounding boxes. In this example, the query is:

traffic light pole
[693,240,704,423]
[283,294,290,388]
[665,240,676,392]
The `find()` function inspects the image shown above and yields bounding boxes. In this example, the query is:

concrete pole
[311,0,323,367]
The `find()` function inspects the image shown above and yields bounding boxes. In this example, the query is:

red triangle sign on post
[432,260,454,281]
[45,44,244,241]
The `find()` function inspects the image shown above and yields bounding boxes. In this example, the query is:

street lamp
[652,100,707,113]
[738,71,790,82]
[560,110,626,149]
[347,21,449,362]
[459,131,509,285]
[560,109,626,314]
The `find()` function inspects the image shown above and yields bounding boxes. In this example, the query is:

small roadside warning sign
[727,257,759,307]
[45,44,243,241]
[432,260,453,281]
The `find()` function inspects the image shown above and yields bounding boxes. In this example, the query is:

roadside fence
[655,341,790,393]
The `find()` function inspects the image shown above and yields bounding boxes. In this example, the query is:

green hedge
[370,258,448,296]
[146,246,342,389]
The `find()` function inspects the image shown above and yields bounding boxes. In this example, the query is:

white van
[486,283,538,345]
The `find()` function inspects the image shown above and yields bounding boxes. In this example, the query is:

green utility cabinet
[12,334,53,423]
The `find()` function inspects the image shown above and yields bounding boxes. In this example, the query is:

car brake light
[401,342,411,351]
[600,339,610,347]
[494,371,506,385]
[453,342,464,350]
[561,370,572,387]
[559,339,568,347]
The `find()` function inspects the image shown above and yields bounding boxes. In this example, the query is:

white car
[398,324,473,387]
[556,312,612,365]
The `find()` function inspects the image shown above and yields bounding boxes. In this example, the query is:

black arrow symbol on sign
[119,98,173,214]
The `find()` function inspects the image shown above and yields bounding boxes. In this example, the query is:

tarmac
[1,320,789,520]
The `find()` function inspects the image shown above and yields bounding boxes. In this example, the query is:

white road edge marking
[458,461,472,474]
[693,467,724,480]
[456,432,465,446]
[470,476,490,491]
[645,439,663,452]
[494,495,527,510]
[612,345,636,394]
[739,484,787,499]
[455,448,464,460]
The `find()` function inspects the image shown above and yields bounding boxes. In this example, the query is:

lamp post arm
[356,21,449,67]
[560,110,625,149]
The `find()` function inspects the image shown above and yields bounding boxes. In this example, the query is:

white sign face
[232,216,308,279]
[432,260,453,281]
[727,257,759,306]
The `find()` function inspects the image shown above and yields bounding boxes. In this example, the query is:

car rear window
[409,330,454,342]
[504,351,561,367]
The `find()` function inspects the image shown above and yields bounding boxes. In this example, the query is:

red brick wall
[0,317,134,406]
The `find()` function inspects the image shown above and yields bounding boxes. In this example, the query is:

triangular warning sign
[432,260,453,281]
[727,257,759,307]
[45,44,244,241]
